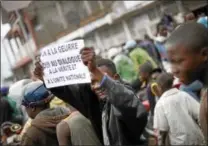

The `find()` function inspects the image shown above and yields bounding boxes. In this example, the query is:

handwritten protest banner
[40,40,91,88]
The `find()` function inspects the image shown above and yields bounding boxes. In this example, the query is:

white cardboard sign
[40,40,91,88]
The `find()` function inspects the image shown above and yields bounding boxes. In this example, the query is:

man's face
[167,44,207,85]
[91,65,118,100]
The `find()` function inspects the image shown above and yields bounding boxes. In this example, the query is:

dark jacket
[21,107,69,146]
[101,76,148,145]
[49,84,104,144]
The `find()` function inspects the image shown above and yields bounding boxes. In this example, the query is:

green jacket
[113,54,137,83]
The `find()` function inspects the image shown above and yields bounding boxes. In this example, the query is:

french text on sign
[40,40,91,88]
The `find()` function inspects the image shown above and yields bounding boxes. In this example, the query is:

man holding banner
[34,40,147,145]
[80,47,148,145]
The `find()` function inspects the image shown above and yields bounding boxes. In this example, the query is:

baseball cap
[22,81,53,107]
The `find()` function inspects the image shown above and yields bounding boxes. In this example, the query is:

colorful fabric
[129,47,157,73]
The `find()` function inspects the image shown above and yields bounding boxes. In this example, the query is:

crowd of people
[0,12,208,146]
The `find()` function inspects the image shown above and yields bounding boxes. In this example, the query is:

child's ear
[200,47,208,62]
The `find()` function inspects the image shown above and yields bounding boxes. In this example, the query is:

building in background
[1,0,208,84]
[1,22,15,86]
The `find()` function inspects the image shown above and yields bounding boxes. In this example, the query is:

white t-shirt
[154,88,204,145]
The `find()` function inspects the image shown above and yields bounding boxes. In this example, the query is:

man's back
[21,107,70,146]
[154,88,204,145]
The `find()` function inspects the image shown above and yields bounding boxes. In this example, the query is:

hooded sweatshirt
[21,107,70,146]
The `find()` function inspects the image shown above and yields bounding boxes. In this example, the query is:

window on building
[77,1,90,20]
[136,28,147,40]
[108,23,126,47]
[88,1,100,13]
[103,1,114,8]
[147,6,161,21]
[58,1,81,31]
[100,27,113,50]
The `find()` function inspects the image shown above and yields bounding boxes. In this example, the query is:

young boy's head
[156,73,174,96]
[139,61,153,82]
[150,68,162,81]
[165,22,208,85]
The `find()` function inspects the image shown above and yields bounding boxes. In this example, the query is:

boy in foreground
[165,22,208,143]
